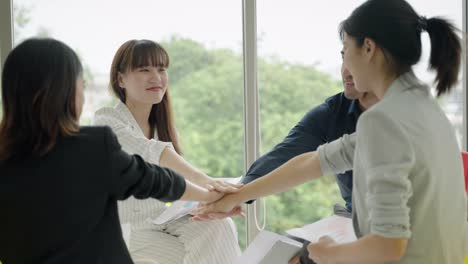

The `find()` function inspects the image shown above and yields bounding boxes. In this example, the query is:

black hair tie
[417,16,428,32]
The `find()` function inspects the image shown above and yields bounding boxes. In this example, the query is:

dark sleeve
[242,102,331,184]
[299,241,316,264]
[103,127,186,202]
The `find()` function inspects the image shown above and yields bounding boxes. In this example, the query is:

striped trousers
[119,197,241,264]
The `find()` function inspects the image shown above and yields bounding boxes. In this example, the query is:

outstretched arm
[192,134,356,219]
[192,151,323,216]
[95,111,241,194]
[104,127,223,204]
[235,151,322,202]
[243,103,332,184]
[160,147,242,193]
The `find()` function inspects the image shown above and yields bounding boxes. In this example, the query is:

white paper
[259,238,302,264]
[152,201,198,225]
[152,177,242,225]
[286,215,356,243]
[236,230,302,264]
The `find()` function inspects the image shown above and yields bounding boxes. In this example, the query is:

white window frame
[0,0,13,75]
[242,0,264,243]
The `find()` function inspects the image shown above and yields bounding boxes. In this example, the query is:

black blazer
[0,126,186,264]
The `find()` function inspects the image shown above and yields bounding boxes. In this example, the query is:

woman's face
[118,66,168,106]
[75,77,85,120]
[342,33,372,94]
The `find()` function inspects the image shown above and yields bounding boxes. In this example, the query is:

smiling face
[341,32,374,94]
[110,40,171,107]
[118,65,168,106]
[341,61,364,100]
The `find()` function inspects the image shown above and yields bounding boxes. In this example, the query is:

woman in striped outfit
[94,39,242,264]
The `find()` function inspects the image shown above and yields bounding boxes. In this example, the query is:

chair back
[461,152,468,193]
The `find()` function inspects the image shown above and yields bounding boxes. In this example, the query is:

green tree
[1,4,94,121]
[12,4,31,44]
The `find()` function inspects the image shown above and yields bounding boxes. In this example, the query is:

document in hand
[152,176,242,225]
[236,230,302,264]
[152,201,199,225]
[286,215,356,243]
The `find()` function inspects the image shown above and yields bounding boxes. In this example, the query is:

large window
[256,0,351,235]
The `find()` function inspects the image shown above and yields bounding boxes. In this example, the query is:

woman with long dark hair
[94,40,241,263]
[0,38,223,264]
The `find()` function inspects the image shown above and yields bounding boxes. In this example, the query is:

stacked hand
[202,178,243,194]
[192,176,243,204]
[191,192,245,221]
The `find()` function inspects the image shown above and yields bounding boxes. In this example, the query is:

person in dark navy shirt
[243,62,377,212]
[245,62,378,264]
[243,61,377,264]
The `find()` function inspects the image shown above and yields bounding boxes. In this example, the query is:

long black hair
[0,38,83,161]
[339,0,461,96]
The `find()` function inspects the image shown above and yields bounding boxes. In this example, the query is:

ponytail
[425,17,461,96]
[339,0,461,97]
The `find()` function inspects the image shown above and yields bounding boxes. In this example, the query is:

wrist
[224,190,245,206]
[191,171,211,185]
[202,188,215,202]
[194,184,215,202]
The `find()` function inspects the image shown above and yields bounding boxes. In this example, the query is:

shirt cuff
[317,134,355,176]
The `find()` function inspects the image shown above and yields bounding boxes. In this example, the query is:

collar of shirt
[347,99,362,119]
[383,70,429,101]
[114,102,159,139]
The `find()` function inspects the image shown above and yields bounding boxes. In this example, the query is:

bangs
[126,40,170,71]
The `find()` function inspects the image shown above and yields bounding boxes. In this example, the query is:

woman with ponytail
[193,0,468,263]
[307,0,467,262]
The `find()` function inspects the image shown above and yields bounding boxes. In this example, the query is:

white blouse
[93,102,174,165]
[93,102,242,264]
